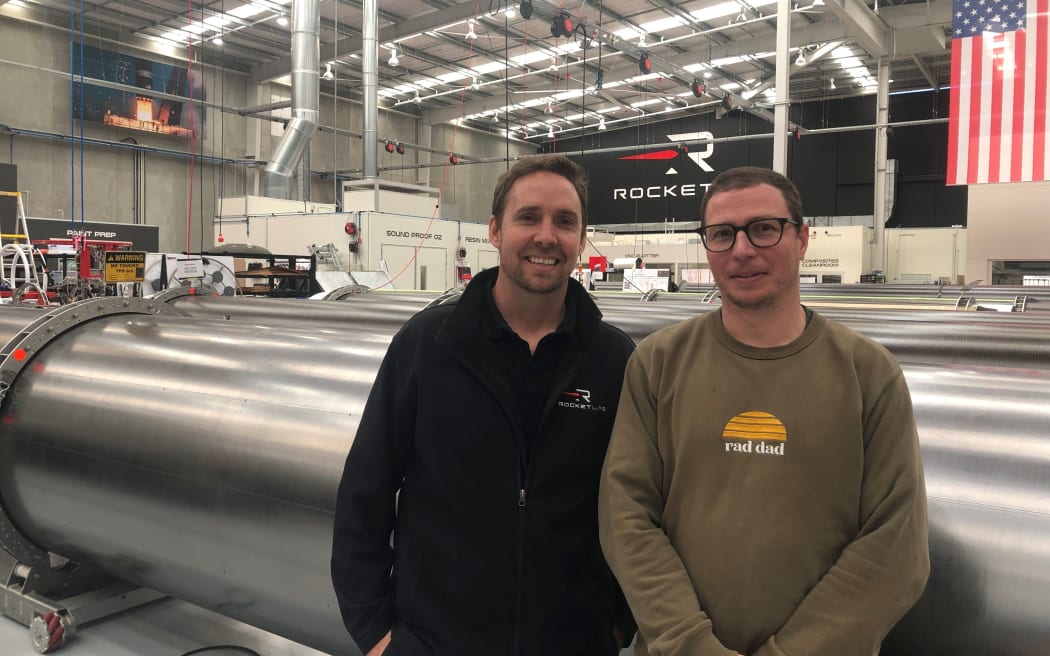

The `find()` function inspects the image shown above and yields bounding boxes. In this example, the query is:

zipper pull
[518,488,527,508]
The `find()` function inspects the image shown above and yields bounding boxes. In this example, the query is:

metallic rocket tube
[0,300,1048,655]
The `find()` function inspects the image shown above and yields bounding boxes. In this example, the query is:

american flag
[947,0,1050,184]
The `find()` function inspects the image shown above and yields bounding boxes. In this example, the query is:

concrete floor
[0,597,331,656]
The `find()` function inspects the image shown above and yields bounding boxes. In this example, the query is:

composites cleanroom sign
[104,251,146,283]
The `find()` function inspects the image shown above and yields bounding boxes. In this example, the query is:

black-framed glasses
[698,218,801,253]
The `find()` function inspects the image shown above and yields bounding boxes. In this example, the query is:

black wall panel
[0,163,15,231]
[554,90,965,227]
[790,133,838,216]
[835,132,876,185]
[893,180,968,228]
[837,184,874,216]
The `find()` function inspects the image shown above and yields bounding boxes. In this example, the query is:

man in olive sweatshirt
[599,166,929,656]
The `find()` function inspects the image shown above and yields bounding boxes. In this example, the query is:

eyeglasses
[698,217,801,253]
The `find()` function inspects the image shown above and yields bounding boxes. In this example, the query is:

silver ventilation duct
[362,0,378,179]
[262,0,320,199]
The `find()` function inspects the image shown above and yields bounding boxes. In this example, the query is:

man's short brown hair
[699,166,804,226]
[491,154,588,230]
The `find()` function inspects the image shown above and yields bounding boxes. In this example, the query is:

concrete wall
[430,124,536,222]
[965,181,1050,284]
[0,15,533,256]
[0,17,250,254]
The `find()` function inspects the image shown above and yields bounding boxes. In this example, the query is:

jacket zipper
[512,480,526,656]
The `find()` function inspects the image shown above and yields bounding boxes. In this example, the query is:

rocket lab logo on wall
[574,130,719,223]
[665,131,715,172]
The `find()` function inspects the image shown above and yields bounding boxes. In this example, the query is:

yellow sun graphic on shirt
[723,411,787,441]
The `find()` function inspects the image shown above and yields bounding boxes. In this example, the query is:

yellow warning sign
[104,251,146,283]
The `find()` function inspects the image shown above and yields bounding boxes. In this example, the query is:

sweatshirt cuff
[751,635,789,656]
[680,631,739,656]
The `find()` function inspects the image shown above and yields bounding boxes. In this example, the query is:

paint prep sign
[104,251,146,283]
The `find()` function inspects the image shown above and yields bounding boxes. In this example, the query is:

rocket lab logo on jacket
[558,389,607,412]
[722,411,787,456]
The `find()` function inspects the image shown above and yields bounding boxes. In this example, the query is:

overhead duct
[362,0,378,179]
[0,298,1049,655]
[262,0,320,199]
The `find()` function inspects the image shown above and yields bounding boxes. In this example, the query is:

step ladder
[1012,295,1029,312]
[0,191,49,305]
[308,242,342,270]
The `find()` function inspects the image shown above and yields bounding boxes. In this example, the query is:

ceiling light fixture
[638,34,646,48]
[544,101,553,114]
[388,46,399,67]
[795,51,806,66]
[548,126,555,138]
[598,117,606,130]
[466,19,477,40]
[471,76,480,90]
[549,55,558,72]
[212,36,223,45]
[276,15,288,26]
[321,62,334,80]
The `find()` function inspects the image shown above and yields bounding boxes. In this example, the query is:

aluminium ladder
[0,191,50,304]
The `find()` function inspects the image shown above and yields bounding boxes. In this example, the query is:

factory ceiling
[2,0,952,142]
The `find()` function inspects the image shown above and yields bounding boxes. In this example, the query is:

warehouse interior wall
[428,123,537,222]
[0,18,250,253]
[0,16,532,254]
[965,181,1050,285]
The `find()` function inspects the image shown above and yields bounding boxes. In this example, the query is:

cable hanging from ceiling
[183,0,197,253]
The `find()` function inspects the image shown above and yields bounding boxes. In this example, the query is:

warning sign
[104,251,146,283]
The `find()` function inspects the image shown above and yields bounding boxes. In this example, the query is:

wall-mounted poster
[72,43,205,139]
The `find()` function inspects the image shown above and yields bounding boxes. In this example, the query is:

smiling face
[489,170,585,298]
[704,183,809,313]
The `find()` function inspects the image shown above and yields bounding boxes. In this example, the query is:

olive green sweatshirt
[599,310,929,656]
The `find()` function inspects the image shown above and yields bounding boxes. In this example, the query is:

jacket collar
[440,266,601,348]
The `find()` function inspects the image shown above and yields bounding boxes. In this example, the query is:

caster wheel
[30,611,73,653]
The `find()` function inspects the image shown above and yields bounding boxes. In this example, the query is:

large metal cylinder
[0,299,1048,656]
[0,305,374,655]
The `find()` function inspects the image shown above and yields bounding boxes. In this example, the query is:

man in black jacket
[331,154,635,656]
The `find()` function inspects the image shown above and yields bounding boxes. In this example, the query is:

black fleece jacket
[331,267,636,656]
